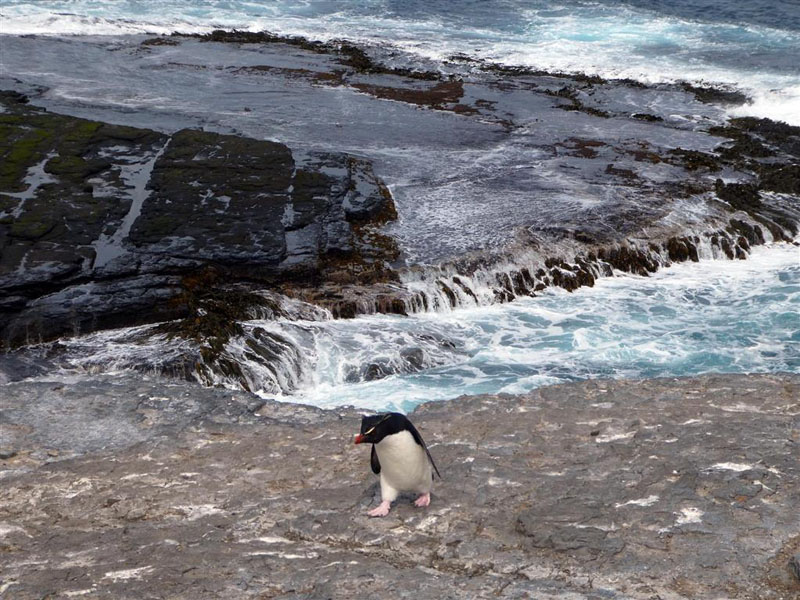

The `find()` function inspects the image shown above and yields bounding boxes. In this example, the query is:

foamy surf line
[264,240,800,412]
[3,0,799,124]
[46,240,799,414]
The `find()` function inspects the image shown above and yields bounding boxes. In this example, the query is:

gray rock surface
[1,373,798,599]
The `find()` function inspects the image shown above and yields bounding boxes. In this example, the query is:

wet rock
[668,148,721,171]
[718,235,735,259]
[400,346,426,371]
[632,112,663,122]
[548,86,611,118]
[3,34,800,391]
[437,279,459,307]
[715,179,762,211]
[681,82,750,106]
[352,80,470,113]
[0,96,398,349]
[604,163,638,179]
[127,128,293,263]
[190,30,440,81]
[345,347,429,383]
[665,236,699,263]
[597,245,659,276]
[729,219,765,246]
[758,163,800,195]
[727,117,800,156]
[709,125,775,159]
[362,360,395,382]
[141,37,180,47]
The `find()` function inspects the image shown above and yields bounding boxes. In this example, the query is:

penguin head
[354,413,404,445]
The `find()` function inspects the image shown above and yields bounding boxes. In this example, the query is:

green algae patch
[0,121,53,192]
[9,215,57,240]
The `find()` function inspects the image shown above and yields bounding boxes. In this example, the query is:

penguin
[354,412,441,517]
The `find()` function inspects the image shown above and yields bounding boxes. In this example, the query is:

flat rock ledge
[1,373,799,599]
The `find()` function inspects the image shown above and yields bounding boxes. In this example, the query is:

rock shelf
[1,373,798,598]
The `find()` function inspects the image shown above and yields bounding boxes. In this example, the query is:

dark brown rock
[681,82,750,106]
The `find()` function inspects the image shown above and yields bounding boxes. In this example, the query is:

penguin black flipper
[405,419,442,480]
[370,444,381,475]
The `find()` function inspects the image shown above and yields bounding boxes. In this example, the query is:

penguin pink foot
[367,500,392,517]
[414,492,431,507]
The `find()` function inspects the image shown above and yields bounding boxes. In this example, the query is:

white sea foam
[261,240,799,410]
[49,239,798,412]
[2,0,798,124]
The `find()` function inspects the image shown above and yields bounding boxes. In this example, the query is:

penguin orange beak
[354,434,365,444]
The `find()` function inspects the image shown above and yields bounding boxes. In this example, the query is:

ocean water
[2,1,799,412]
[1,0,799,124]
[48,240,798,413]
[260,240,800,411]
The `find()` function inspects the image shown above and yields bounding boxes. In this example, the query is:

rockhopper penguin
[354,412,441,517]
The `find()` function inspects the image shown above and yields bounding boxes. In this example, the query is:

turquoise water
[52,241,800,412]
[265,242,800,412]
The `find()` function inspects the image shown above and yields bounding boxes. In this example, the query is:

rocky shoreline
[2,32,800,391]
[1,372,798,599]
[1,25,799,600]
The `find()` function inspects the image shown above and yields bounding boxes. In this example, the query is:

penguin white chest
[375,430,432,493]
